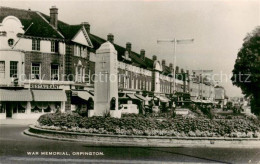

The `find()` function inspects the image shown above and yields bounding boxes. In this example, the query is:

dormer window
[32,39,40,51]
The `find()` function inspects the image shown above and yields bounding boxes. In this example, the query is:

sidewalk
[0,119,37,125]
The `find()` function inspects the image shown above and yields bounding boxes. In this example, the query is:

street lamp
[157,38,194,94]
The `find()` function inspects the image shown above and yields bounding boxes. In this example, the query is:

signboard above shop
[29,83,60,89]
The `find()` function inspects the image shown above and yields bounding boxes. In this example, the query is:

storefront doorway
[6,102,12,118]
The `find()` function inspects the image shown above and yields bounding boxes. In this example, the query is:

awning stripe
[155,95,170,102]
[72,91,93,101]
[32,90,67,102]
[135,94,151,101]
[0,89,33,101]
[126,94,139,100]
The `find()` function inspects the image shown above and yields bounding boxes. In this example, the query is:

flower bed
[37,113,260,138]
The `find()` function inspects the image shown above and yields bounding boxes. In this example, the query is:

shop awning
[135,94,152,101]
[72,91,93,101]
[126,94,139,100]
[155,95,170,103]
[32,90,67,102]
[0,89,33,101]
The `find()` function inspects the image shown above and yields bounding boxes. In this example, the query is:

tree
[231,26,260,115]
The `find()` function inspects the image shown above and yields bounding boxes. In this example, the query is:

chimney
[107,33,114,43]
[162,59,166,66]
[186,70,189,75]
[152,55,157,61]
[181,68,184,73]
[176,66,179,73]
[140,49,145,60]
[126,42,131,52]
[81,22,90,33]
[169,63,173,69]
[50,6,58,29]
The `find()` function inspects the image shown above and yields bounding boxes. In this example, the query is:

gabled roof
[0,6,63,39]
[0,6,173,74]
[89,33,154,70]
[41,13,93,46]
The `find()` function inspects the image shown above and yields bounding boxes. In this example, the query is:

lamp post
[157,38,194,94]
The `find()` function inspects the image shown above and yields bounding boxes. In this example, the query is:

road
[0,125,260,164]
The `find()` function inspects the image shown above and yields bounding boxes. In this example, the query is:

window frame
[10,61,18,78]
[0,61,5,77]
[51,41,59,53]
[50,64,59,81]
[31,63,41,79]
[32,39,40,51]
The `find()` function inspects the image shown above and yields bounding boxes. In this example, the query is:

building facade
[0,6,220,119]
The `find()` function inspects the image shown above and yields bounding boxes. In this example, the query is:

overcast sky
[2,0,259,97]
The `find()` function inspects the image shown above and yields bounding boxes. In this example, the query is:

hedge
[37,113,260,137]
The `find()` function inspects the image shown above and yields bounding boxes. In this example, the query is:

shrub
[37,112,260,137]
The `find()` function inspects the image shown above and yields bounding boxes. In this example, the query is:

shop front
[71,90,94,115]
[0,88,67,119]
[0,89,32,119]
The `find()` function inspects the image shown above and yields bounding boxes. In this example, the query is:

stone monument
[92,41,121,118]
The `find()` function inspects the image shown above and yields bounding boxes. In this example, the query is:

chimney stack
[162,59,166,66]
[169,63,173,69]
[176,66,179,73]
[152,55,157,61]
[181,68,184,73]
[50,6,58,29]
[107,33,114,43]
[126,42,131,52]
[140,49,145,60]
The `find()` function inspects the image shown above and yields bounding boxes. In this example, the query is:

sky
[1,0,259,97]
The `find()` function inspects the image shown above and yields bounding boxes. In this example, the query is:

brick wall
[24,51,64,80]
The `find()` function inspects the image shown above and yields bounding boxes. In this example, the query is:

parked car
[120,104,139,114]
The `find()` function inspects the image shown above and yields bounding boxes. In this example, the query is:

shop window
[0,61,5,78]
[51,41,59,53]
[31,106,42,113]
[0,103,6,113]
[44,106,51,113]
[32,39,40,51]
[31,63,41,79]
[51,64,59,80]
[18,103,26,113]
[10,61,18,78]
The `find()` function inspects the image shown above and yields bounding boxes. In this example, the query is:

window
[8,39,14,47]
[76,66,85,83]
[51,64,59,80]
[85,70,91,84]
[51,41,59,53]
[31,63,41,79]
[74,45,81,56]
[32,39,40,51]
[10,61,18,78]
[0,61,5,78]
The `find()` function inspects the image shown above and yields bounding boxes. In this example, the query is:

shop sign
[30,83,60,89]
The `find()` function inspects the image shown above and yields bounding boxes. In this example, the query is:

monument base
[110,110,121,118]
[88,110,95,117]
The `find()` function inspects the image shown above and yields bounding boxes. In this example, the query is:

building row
[0,6,226,119]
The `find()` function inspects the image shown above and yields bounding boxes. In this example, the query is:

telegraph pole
[157,38,194,94]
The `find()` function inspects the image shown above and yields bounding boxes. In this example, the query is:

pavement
[0,118,38,125]
[1,125,260,163]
